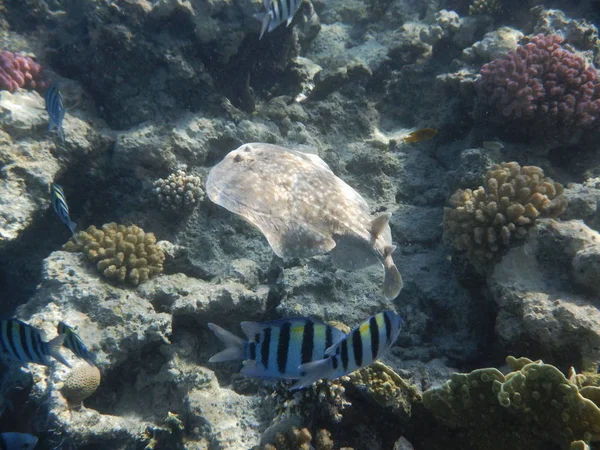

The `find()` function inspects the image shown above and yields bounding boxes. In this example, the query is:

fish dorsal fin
[240,321,268,340]
[371,212,391,238]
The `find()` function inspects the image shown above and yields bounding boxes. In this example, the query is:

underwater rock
[490,219,600,365]
[206,142,403,300]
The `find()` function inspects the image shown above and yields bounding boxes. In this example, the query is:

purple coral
[477,34,600,128]
[0,50,47,93]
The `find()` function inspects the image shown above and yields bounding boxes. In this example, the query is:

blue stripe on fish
[0,319,70,367]
[45,82,66,141]
[208,317,346,380]
[292,310,404,390]
[51,183,77,235]
[57,322,96,365]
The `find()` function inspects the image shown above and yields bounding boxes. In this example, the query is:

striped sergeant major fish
[51,183,77,235]
[57,322,96,366]
[0,319,71,368]
[44,82,66,142]
[291,310,403,390]
[0,432,38,450]
[208,317,347,379]
[255,0,303,40]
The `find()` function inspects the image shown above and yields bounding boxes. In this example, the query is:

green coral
[63,222,165,286]
[443,162,567,266]
[423,357,600,448]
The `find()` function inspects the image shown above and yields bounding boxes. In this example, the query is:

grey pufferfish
[206,143,403,300]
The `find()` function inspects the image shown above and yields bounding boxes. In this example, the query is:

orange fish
[403,128,438,143]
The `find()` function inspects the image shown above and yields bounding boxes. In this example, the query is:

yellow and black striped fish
[57,322,96,366]
[292,310,403,389]
[208,317,347,379]
[254,0,303,40]
[51,183,77,235]
[0,319,71,367]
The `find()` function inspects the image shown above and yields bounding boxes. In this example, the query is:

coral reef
[423,356,600,448]
[0,50,46,92]
[259,427,337,450]
[346,362,416,417]
[468,0,502,16]
[443,162,567,266]
[477,34,600,129]
[61,362,101,406]
[63,223,165,286]
[153,170,204,212]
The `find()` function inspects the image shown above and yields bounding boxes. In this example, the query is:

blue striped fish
[291,310,403,389]
[51,183,77,235]
[57,322,96,366]
[44,82,66,141]
[0,319,71,368]
[208,317,347,380]
[255,0,303,40]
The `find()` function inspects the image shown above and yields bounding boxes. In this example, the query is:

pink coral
[0,50,47,93]
[477,34,600,128]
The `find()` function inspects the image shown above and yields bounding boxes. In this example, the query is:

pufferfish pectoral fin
[383,245,403,300]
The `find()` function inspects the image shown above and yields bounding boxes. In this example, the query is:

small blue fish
[291,310,403,389]
[57,322,96,366]
[0,432,38,450]
[0,319,70,368]
[51,183,77,235]
[44,83,66,141]
[255,0,303,39]
[208,317,347,380]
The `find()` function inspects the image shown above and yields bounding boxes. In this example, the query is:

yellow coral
[63,222,165,286]
[443,162,567,266]
[347,361,416,414]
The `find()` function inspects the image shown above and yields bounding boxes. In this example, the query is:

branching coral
[63,223,165,286]
[477,34,600,129]
[153,170,204,212]
[423,356,600,448]
[0,50,46,92]
[443,162,567,265]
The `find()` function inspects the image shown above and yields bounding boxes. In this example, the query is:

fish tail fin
[290,358,333,390]
[383,245,403,300]
[207,323,246,362]
[68,219,77,235]
[254,11,271,39]
[48,334,71,368]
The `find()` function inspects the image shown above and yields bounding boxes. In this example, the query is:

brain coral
[477,34,600,129]
[0,50,46,92]
[422,356,600,448]
[443,161,567,265]
[63,222,165,286]
[61,362,101,405]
